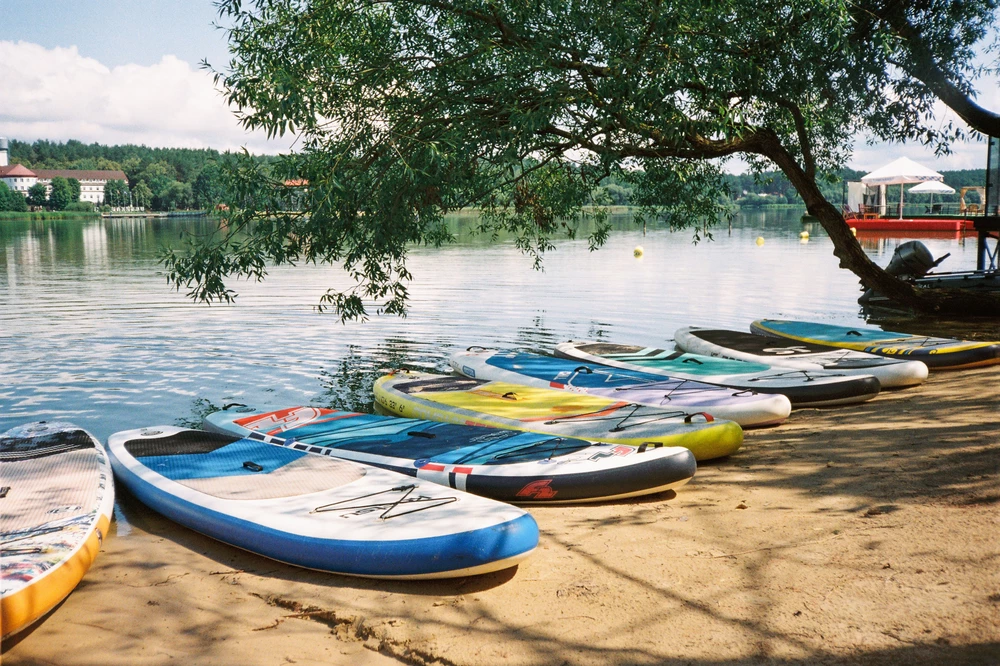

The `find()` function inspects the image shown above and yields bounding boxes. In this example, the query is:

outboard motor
[884,240,944,279]
[859,241,950,305]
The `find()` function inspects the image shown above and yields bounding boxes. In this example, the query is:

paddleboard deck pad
[554,340,881,406]
[674,327,928,388]
[107,426,538,579]
[450,348,791,427]
[374,371,743,461]
[750,319,1000,370]
[205,406,696,503]
[1,422,115,640]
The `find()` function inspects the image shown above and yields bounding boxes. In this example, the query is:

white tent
[907,181,955,194]
[908,180,955,212]
[861,157,945,218]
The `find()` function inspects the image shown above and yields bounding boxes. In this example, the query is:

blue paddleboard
[107,426,538,579]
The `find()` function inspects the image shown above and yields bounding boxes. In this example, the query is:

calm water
[0,209,994,444]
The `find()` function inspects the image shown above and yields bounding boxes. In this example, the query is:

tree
[132,181,153,209]
[48,177,73,211]
[104,179,130,207]
[27,183,48,208]
[67,178,81,204]
[0,182,12,211]
[161,181,194,210]
[5,186,28,212]
[162,0,1000,319]
[192,161,225,209]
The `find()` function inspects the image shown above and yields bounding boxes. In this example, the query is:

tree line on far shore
[1,138,988,214]
[596,168,989,208]
[1,139,266,212]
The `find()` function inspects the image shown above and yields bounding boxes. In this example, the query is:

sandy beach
[4,365,999,666]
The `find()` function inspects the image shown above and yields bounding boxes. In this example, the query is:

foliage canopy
[164,0,1000,318]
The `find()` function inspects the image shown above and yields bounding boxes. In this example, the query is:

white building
[0,137,127,204]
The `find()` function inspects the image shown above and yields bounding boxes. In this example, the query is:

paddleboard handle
[223,403,248,410]
[573,366,594,374]
[242,461,264,472]
[847,331,862,336]
[683,412,715,423]
[466,345,488,351]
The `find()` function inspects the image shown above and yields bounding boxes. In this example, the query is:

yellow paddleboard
[374,372,743,461]
[1,422,114,640]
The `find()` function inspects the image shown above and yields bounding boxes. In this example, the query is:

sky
[0,0,997,172]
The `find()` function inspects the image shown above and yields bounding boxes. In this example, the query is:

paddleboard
[107,426,538,579]
[373,371,743,461]
[674,327,928,388]
[554,340,881,406]
[750,319,1000,370]
[205,406,696,503]
[1,422,115,640]
[450,348,791,427]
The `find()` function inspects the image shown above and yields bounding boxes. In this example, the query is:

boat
[858,240,1000,307]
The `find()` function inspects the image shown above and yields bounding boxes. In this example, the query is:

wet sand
[4,366,999,665]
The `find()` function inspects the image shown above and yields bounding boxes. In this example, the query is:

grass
[0,210,100,220]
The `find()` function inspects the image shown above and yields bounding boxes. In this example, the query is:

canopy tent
[908,180,955,211]
[907,181,955,194]
[861,157,945,218]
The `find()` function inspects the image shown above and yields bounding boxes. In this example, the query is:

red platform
[845,217,975,231]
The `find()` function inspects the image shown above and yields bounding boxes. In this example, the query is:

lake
[0,209,994,444]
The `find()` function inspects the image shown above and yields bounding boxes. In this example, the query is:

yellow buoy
[755,237,765,246]
[799,231,809,239]
[633,245,644,258]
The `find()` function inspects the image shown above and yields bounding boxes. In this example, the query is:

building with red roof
[0,138,128,203]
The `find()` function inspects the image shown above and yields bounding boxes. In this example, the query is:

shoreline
[4,365,999,665]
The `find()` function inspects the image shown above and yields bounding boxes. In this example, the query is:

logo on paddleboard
[515,479,557,499]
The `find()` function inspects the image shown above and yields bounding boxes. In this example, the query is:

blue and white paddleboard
[107,426,538,579]
[205,406,696,503]
[751,319,1000,370]
[449,348,791,427]
[674,327,928,388]
[555,340,882,407]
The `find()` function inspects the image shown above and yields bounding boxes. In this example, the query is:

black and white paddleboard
[204,406,697,503]
[674,327,928,388]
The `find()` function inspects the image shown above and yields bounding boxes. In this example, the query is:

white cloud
[0,41,289,153]
[849,76,1000,173]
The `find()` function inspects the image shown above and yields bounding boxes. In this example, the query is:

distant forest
[597,167,989,208]
[6,139,253,212]
[5,139,989,212]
